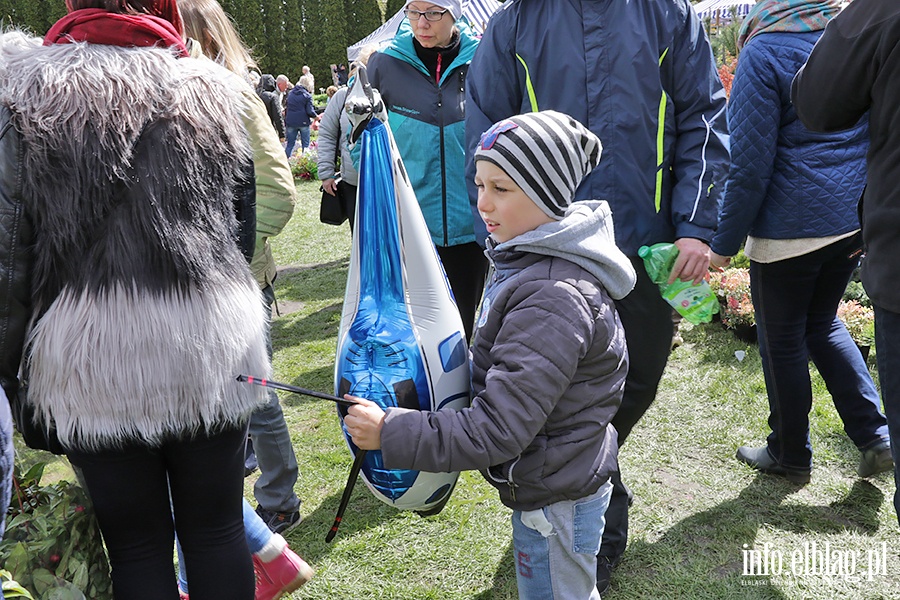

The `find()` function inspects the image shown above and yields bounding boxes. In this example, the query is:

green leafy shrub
[843,268,871,307]
[837,299,875,347]
[1,569,34,599]
[1,462,112,600]
[730,246,750,269]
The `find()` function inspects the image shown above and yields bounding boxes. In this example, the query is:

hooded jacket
[367,20,478,248]
[465,0,729,254]
[257,73,285,139]
[0,33,269,450]
[380,201,635,510]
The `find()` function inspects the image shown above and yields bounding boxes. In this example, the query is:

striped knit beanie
[474,111,602,220]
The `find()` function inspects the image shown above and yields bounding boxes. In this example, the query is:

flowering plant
[837,299,875,347]
[709,267,755,328]
[289,145,319,181]
[717,53,738,98]
[1,461,112,599]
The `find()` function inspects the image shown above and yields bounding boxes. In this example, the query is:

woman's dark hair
[65,0,183,33]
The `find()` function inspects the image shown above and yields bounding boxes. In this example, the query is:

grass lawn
[16,179,900,599]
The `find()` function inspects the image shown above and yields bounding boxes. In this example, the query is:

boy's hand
[669,238,711,284]
[344,396,385,450]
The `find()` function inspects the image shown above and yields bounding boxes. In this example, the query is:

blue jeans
[250,284,300,514]
[750,234,888,469]
[284,125,310,158]
[513,481,613,600]
[178,499,273,593]
[874,304,900,525]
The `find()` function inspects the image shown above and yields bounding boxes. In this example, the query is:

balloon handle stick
[236,375,357,408]
[325,449,367,542]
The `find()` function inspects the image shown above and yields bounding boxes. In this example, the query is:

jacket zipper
[437,65,448,246]
[507,455,521,502]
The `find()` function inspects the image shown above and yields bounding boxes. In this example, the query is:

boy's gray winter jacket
[380,202,634,510]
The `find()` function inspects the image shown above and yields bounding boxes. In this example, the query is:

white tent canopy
[693,0,756,22]
[347,0,503,62]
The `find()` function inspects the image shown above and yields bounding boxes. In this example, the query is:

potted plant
[837,299,876,362]
[289,141,319,181]
[709,267,757,342]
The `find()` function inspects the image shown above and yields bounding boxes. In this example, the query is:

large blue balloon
[335,81,470,513]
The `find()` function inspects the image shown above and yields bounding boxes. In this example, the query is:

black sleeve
[266,94,285,139]
[791,3,879,132]
[233,157,257,264]
[0,107,32,400]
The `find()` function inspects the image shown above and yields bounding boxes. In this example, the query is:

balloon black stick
[325,449,367,542]
[236,375,357,408]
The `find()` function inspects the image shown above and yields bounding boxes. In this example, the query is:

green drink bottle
[638,243,719,324]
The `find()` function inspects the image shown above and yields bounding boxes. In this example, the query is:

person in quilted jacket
[710,0,891,485]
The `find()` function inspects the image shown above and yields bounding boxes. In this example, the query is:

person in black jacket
[257,73,286,141]
[792,0,900,526]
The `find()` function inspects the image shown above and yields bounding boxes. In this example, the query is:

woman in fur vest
[0,0,269,597]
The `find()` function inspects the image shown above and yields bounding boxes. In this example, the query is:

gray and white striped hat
[474,111,602,219]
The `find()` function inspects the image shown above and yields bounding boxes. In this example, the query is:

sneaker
[255,505,302,535]
[858,440,893,478]
[596,554,620,596]
[254,547,314,600]
[736,446,811,484]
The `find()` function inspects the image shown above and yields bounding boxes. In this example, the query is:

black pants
[600,257,674,560]
[338,180,358,232]
[67,424,253,600]
[437,242,489,342]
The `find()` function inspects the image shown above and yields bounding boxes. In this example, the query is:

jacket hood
[494,200,637,300]
[259,73,276,92]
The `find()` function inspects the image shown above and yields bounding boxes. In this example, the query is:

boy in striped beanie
[344,110,636,599]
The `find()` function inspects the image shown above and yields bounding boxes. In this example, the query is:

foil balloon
[332,67,471,525]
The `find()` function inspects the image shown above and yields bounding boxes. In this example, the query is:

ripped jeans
[512,480,613,600]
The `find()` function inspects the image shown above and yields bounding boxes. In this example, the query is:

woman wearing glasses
[366,1,487,342]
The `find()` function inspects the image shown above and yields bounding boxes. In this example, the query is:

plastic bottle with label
[638,243,719,324]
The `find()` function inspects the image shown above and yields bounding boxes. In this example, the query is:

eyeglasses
[404,8,449,21]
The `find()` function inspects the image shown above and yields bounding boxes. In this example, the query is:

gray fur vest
[0,34,269,450]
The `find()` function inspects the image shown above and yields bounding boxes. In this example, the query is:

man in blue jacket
[465,0,729,592]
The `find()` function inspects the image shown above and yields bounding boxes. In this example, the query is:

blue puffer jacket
[367,21,478,247]
[284,85,317,128]
[466,0,729,254]
[712,31,868,257]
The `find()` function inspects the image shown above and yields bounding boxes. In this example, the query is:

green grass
[17,179,900,598]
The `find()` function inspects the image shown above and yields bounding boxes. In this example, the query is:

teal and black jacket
[367,20,478,248]
[465,0,730,255]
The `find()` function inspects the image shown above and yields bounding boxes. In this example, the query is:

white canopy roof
[693,0,756,21]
